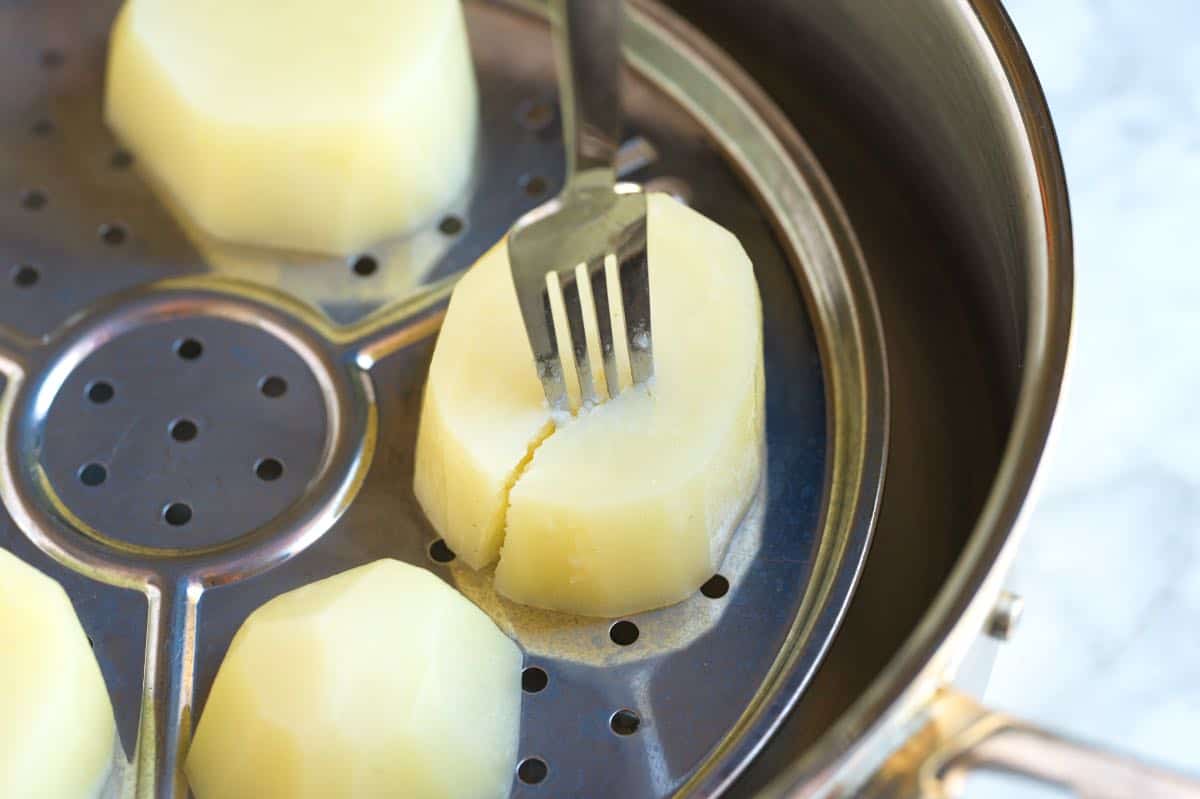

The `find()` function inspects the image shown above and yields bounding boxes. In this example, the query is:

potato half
[105,0,477,254]
[0,549,114,799]
[414,194,764,617]
[186,559,522,799]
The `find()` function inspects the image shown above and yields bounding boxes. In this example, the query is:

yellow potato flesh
[186,559,522,799]
[0,549,114,799]
[414,194,764,616]
[105,0,477,254]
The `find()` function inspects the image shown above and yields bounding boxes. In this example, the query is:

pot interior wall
[658,0,1031,792]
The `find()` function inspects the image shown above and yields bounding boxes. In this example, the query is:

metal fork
[508,0,652,413]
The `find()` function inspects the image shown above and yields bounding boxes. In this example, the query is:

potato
[414,194,764,616]
[105,0,477,254]
[0,549,114,798]
[186,559,521,799]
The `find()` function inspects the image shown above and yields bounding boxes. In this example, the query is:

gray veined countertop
[972,0,1200,795]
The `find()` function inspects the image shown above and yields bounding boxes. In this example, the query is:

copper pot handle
[862,688,1200,799]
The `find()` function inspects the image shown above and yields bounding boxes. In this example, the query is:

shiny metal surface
[856,689,1200,799]
[556,0,622,178]
[0,1,886,797]
[510,0,652,411]
[984,591,1023,642]
[654,0,1075,796]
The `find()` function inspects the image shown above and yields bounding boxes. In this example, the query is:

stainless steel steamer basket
[0,1,888,797]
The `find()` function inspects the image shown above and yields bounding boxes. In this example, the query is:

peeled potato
[414,194,764,616]
[186,559,521,799]
[0,549,114,798]
[105,0,477,254]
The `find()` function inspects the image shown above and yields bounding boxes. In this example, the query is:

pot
[659,1,1195,796]
[0,0,1193,796]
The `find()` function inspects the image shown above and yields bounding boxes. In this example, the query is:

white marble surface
[970,0,1200,794]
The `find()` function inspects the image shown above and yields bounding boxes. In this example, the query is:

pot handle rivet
[985,590,1023,641]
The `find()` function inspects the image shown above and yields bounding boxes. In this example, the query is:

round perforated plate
[39,315,326,550]
[0,1,886,797]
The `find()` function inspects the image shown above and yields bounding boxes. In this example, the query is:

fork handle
[552,0,623,189]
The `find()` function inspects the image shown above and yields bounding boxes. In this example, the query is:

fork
[508,0,652,414]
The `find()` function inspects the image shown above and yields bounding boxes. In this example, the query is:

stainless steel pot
[0,0,1194,796]
[659,1,1195,796]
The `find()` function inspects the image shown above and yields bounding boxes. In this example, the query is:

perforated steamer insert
[0,1,886,797]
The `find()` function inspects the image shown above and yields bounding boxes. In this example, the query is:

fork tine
[589,254,621,400]
[602,252,632,395]
[619,244,654,386]
[512,269,569,411]
[574,260,612,402]
[559,264,599,407]
[545,271,581,411]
